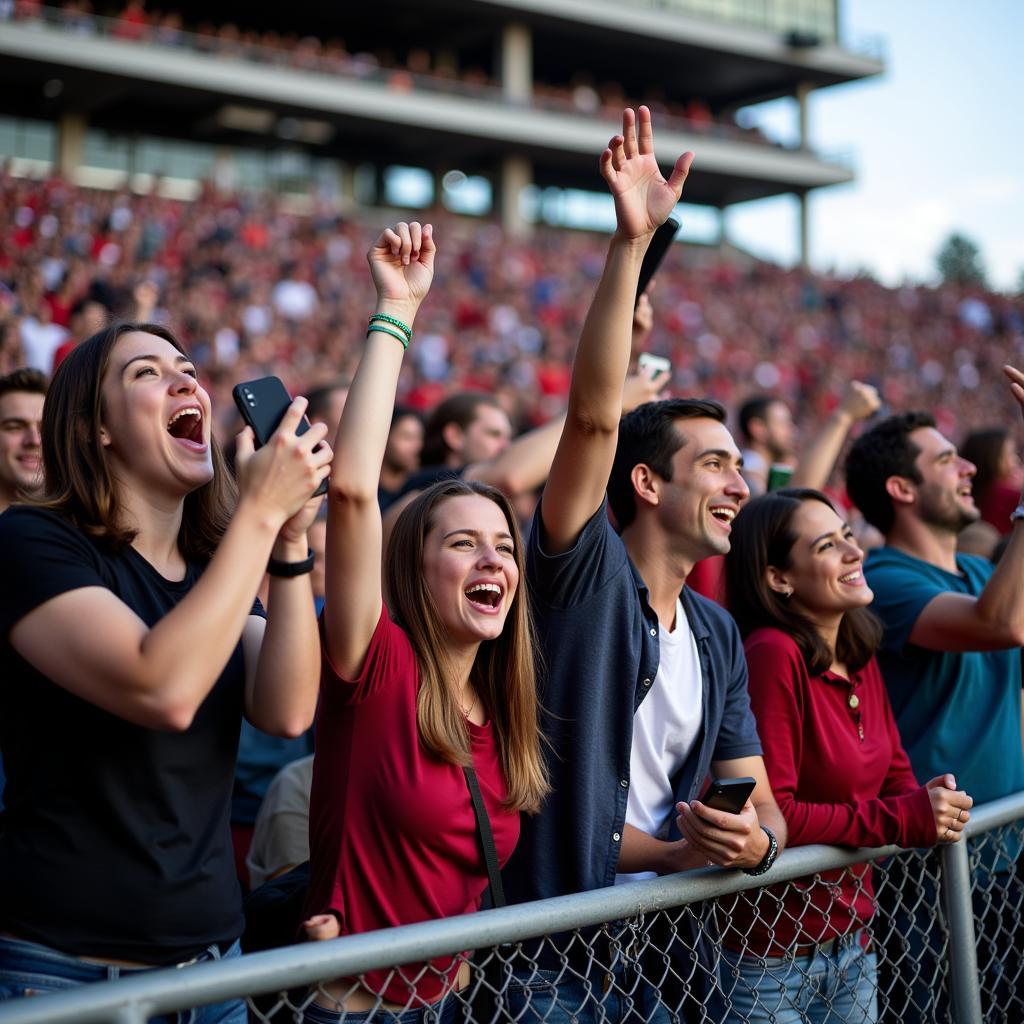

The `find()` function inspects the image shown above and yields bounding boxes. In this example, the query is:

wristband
[267,549,315,578]
[1010,502,1024,524]
[742,826,779,877]
[368,313,412,339]
[366,324,409,350]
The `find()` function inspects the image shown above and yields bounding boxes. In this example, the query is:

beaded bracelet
[368,313,412,340]
[367,323,409,350]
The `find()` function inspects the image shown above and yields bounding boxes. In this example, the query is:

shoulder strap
[463,765,506,909]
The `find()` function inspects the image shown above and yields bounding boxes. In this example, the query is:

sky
[725,0,1024,291]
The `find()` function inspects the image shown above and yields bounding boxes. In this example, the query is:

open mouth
[838,570,863,585]
[710,506,736,528]
[167,406,205,447]
[464,582,504,612]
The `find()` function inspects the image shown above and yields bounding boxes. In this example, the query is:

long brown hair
[386,479,549,813]
[725,488,881,676]
[35,322,236,562]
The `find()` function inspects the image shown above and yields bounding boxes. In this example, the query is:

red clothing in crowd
[729,628,935,955]
[306,607,519,1005]
[979,480,1020,536]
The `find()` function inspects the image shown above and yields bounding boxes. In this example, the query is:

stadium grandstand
[0,0,883,259]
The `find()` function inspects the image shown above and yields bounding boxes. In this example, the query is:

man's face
[456,404,512,466]
[907,427,979,533]
[0,390,45,503]
[654,417,750,562]
[762,401,796,462]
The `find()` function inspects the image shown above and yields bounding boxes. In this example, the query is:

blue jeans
[303,993,459,1024]
[0,934,246,1024]
[505,965,677,1024]
[719,933,877,1024]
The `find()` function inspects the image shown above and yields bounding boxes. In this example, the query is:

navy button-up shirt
[504,501,762,903]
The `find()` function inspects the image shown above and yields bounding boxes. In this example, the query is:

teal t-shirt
[864,546,1024,807]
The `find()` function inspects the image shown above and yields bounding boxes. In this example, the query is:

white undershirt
[615,598,703,884]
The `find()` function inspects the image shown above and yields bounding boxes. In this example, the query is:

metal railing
[1,792,1022,1024]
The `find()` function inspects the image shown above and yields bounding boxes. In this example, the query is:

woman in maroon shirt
[722,487,972,1024]
[301,222,548,1023]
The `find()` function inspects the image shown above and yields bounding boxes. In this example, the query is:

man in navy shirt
[503,107,785,1023]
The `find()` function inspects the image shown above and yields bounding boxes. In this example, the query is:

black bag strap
[463,765,506,909]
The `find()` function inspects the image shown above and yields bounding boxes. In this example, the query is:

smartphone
[635,216,680,306]
[232,376,328,497]
[638,352,671,380]
[700,776,756,815]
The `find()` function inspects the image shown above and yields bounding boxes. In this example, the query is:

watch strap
[742,825,779,877]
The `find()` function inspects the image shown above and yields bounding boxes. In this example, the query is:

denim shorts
[719,930,877,1024]
[0,933,246,1024]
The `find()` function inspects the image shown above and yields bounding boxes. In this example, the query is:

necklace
[459,691,478,720]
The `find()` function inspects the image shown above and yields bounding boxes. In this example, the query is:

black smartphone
[635,216,680,306]
[700,776,756,815]
[232,376,328,497]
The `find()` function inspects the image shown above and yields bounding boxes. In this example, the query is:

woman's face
[1000,437,1022,480]
[421,494,520,648]
[99,331,214,499]
[771,499,873,624]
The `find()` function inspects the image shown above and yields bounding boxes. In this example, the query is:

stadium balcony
[0,1,881,255]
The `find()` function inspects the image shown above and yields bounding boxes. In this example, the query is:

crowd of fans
[2,169,1022,474]
[1,101,1024,1024]
[8,0,787,149]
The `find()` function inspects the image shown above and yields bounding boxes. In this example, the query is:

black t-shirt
[0,506,257,964]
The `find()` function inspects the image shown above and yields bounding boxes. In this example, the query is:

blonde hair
[386,479,549,813]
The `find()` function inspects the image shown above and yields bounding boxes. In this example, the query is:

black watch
[742,826,779,877]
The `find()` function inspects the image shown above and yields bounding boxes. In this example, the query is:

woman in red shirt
[302,222,548,1024]
[722,488,972,1024]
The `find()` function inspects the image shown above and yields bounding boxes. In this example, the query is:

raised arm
[322,222,435,678]
[790,381,880,490]
[909,365,1024,651]
[541,107,693,553]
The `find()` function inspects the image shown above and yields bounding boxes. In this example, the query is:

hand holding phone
[233,376,329,498]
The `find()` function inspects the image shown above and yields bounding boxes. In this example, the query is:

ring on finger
[956,808,963,822]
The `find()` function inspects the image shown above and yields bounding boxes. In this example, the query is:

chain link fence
[1,793,1021,1024]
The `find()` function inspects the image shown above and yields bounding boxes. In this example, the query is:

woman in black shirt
[0,322,330,1021]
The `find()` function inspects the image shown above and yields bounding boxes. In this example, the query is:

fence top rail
[962,789,1024,836]
[0,837,907,1024]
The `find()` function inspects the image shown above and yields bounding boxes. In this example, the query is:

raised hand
[839,380,881,422]
[367,221,435,310]
[600,106,694,241]
[1004,366,1024,426]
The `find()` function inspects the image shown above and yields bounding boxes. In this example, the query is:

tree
[936,233,987,286]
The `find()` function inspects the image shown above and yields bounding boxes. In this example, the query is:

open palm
[601,107,694,240]
[368,221,436,305]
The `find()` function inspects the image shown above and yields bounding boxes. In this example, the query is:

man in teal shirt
[845,370,1024,1022]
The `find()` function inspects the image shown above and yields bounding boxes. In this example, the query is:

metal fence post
[940,840,983,1024]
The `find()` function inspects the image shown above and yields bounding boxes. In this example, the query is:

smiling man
[0,369,47,515]
[845,373,1024,1023]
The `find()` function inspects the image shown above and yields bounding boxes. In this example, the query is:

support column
[498,22,532,103]
[499,155,532,238]
[797,190,810,269]
[56,112,87,176]
[796,81,813,150]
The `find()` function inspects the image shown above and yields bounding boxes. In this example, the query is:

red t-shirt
[728,628,935,955]
[306,607,519,1005]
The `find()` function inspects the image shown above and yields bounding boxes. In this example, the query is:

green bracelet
[367,323,409,350]
[368,313,412,339]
